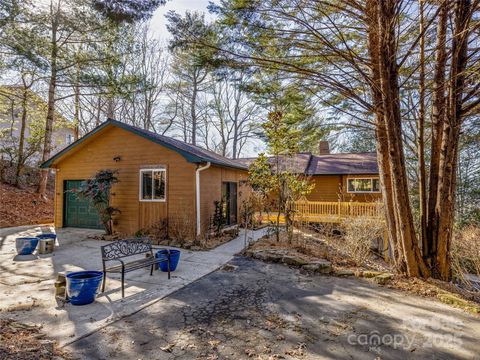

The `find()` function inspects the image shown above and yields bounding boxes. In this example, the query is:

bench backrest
[101,238,152,260]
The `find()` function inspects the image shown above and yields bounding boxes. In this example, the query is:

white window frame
[346,177,381,193]
[139,168,167,202]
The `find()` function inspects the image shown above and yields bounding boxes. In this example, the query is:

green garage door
[64,180,103,229]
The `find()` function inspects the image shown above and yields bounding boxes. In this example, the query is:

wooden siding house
[42,120,381,239]
[235,147,381,204]
[41,119,248,239]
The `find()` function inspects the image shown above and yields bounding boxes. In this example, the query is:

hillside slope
[0,182,54,228]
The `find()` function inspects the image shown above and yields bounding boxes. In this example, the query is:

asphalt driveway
[68,256,480,360]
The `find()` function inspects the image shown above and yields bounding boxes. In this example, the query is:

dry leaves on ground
[0,183,54,228]
[0,319,70,360]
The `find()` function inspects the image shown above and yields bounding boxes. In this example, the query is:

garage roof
[41,119,248,170]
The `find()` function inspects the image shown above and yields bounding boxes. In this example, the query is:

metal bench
[101,238,170,298]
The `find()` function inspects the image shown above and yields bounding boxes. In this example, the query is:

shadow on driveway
[68,256,480,360]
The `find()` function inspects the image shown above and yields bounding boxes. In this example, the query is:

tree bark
[106,98,115,119]
[15,86,28,187]
[37,1,59,198]
[417,0,427,257]
[365,0,402,270]
[426,0,448,265]
[73,64,80,140]
[371,0,428,277]
[191,68,198,145]
[435,0,472,280]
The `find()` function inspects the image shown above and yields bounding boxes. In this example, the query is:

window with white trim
[347,177,380,193]
[140,168,166,201]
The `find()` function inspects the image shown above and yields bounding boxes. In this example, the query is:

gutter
[196,162,211,237]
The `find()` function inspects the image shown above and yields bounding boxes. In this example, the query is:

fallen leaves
[0,183,54,228]
[160,343,175,352]
[285,342,306,357]
[0,319,70,360]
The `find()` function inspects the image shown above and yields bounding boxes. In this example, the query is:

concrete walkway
[0,224,267,346]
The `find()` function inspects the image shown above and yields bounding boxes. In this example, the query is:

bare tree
[208,72,261,158]
[165,49,210,145]
[120,24,169,131]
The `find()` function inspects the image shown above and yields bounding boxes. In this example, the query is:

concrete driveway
[68,257,480,360]
[0,224,266,346]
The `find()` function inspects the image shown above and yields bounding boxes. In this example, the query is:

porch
[258,200,385,224]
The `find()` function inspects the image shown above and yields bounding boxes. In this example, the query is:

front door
[221,182,237,225]
[64,180,103,229]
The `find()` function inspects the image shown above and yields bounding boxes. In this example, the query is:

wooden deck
[258,200,385,224]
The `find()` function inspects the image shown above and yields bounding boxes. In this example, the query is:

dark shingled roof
[41,119,248,170]
[306,152,378,175]
[234,153,313,174]
[234,152,378,175]
[123,120,248,170]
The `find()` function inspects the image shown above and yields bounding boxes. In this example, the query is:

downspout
[196,162,211,237]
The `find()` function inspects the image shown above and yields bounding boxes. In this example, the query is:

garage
[63,180,103,229]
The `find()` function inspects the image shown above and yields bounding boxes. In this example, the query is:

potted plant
[66,271,103,305]
[15,237,39,255]
[156,249,181,272]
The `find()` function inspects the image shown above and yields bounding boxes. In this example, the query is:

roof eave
[41,119,248,171]
[309,172,380,176]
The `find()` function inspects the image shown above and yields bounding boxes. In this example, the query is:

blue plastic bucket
[37,233,57,240]
[156,249,181,272]
[15,237,39,255]
[66,271,103,305]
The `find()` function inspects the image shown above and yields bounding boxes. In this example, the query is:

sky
[149,0,215,39]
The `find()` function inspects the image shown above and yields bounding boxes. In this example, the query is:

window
[140,168,166,201]
[347,177,380,193]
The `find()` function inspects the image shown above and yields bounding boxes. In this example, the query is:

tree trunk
[426,0,448,266]
[73,75,80,141]
[435,0,471,280]
[106,98,115,119]
[372,0,428,277]
[96,96,102,126]
[417,0,427,257]
[191,69,198,145]
[366,0,402,270]
[15,86,28,187]
[73,65,80,140]
[37,3,59,198]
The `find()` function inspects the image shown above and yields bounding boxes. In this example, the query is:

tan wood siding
[138,202,167,230]
[307,175,343,202]
[53,126,196,237]
[199,165,248,235]
[306,174,381,202]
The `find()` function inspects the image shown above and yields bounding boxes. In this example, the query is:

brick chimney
[319,141,330,154]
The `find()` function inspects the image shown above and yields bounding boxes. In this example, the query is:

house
[41,119,249,238]
[0,86,75,165]
[41,120,381,238]
[235,141,381,203]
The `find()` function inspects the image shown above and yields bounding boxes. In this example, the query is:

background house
[0,86,74,166]
[235,141,381,203]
